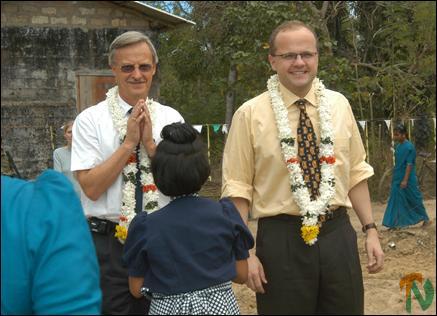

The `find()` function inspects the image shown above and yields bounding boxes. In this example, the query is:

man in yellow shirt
[222,20,384,314]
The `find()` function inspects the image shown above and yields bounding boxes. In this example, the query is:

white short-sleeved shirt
[71,95,184,222]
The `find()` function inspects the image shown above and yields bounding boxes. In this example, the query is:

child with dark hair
[382,124,430,228]
[123,122,254,315]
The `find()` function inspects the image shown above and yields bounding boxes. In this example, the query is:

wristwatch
[362,223,377,233]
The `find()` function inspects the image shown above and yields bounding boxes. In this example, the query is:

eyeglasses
[119,64,153,73]
[271,52,318,62]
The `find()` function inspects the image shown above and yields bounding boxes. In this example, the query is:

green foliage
[413,116,434,152]
[154,1,435,123]
[147,1,435,199]
[155,1,315,124]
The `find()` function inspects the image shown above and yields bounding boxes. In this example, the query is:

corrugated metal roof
[112,1,195,30]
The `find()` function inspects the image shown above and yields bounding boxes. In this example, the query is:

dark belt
[268,207,347,225]
[88,217,117,235]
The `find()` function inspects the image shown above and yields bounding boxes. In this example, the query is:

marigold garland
[267,75,336,245]
[106,86,160,244]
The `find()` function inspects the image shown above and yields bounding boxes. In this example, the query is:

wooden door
[76,74,116,113]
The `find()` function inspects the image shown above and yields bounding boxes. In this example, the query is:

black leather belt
[269,207,347,224]
[318,207,347,227]
[88,217,117,235]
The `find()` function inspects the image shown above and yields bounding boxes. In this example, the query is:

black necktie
[134,144,143,213]
[128,108,143,213]
[296,99,321,200]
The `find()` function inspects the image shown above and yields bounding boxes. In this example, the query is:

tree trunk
[225,64,237,134]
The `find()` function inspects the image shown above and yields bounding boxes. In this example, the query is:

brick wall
[1,1,151,29]
[1,1,161,178]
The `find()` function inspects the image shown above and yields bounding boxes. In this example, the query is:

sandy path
[233,199,436,315]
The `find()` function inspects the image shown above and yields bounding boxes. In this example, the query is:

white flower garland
[267,74,336,245]
[106,86,159,243]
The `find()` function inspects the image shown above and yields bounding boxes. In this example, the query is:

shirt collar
[278,80,318,109]
[118,95,134,117]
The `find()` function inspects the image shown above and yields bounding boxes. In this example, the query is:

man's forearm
[348,180,375,227]
[230,197,250,225]
[77,142,136,201]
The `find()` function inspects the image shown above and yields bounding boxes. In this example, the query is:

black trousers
[91,228,150,315]
[256,210,364,315]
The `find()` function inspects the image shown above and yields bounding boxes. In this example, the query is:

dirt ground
[232,199,436,315]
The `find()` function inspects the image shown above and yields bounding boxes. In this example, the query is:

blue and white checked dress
[147,281,240,315]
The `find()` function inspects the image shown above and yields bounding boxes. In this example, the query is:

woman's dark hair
[394,124,408,136]
[151,122,210,197]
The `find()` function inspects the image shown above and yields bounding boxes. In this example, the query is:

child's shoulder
[197,197,237,212]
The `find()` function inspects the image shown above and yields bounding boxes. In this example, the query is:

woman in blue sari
[382,124,430,228]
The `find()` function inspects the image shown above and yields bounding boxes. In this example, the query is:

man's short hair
[108,31,158,66]
[151,123,210,197]
[269,20,319,55]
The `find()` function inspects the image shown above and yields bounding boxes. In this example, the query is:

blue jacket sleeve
[27,170,102,314]
[220,198,255,260]
[123,212,149,277]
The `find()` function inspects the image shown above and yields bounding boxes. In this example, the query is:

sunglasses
[119,64,153,73]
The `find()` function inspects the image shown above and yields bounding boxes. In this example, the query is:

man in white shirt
[71,31,184,314]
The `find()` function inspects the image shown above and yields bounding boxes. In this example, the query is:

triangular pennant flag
[193,125,203,133]
[212,124,221,133]
[221,124,229,134]
[358,120,366,131]
[410,119,415,127]
[384,120,391,130]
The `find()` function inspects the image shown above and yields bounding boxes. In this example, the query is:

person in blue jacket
[382,124,430,228]
[123,123,254,315]
[1,170,102,314]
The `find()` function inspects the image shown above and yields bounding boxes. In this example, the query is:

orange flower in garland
[320,156,336,164]
[143,184,157,193]
[126,153,137,165]
[286,157,300,164]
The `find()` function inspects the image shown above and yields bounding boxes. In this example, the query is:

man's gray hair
[108,31,158,66]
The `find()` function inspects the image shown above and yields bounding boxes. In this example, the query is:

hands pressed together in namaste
[125,99,155,157]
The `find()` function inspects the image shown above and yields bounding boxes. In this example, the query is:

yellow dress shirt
[221,80,374,219]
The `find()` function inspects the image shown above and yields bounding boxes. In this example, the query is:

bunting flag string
[211,124,221,133]
[189,117,434,173]
[221,124,228,134]
[193,125,203,133]
[358,120,366,131]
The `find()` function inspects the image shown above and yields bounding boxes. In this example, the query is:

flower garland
[106,86,160,243]
[267,74,336,245]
